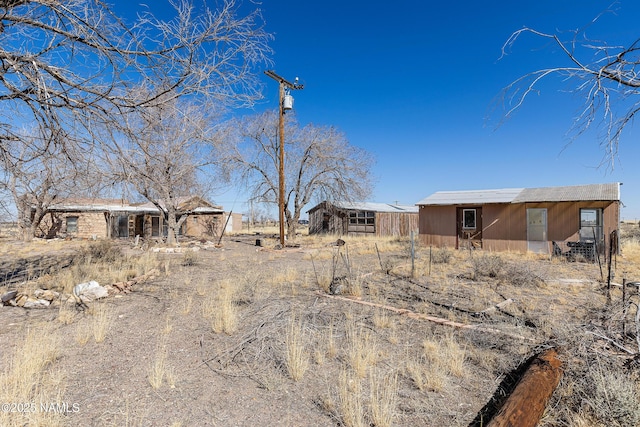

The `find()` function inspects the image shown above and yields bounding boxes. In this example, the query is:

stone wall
[39,211,108,239]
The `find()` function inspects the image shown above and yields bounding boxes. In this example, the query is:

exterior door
[527,208,547,253]
[457,207,482,249]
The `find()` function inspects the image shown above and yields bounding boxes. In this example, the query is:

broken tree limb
[486,348,563,427]
[315,291,533,341]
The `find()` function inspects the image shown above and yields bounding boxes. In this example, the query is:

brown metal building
[416,183,621,254]
[308,201,419,237]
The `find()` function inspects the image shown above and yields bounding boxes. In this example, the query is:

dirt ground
[0,232,634,426]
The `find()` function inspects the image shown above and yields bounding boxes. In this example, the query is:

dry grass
[148,339,176,390]
[90,302,112,343]
[284,312,309,381]
[369,369,398,427]
[0,323,66,427]
[75,321,92,346]
[207,279,238,335]
[345,320,377,378]
[148,347,167,389]
[338,368,366,427]
[56,300,77,325]
[2,234,640,426]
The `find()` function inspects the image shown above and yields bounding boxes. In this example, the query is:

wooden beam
[315,291,533,341]
[486,348,563,427]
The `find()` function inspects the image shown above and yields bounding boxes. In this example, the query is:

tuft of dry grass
[0,324,66,427]
[90,302,112,343]
[369,369,398,427]
[211,279,238,335]
[57,300,77,325]
[284,312,309,381]
[148,348,167,389]
[345,320,377,378]
[338,368,366,427]
[423,333,467,378]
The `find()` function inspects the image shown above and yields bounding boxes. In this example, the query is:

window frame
[66,216,78,233]
[462,209,476,229]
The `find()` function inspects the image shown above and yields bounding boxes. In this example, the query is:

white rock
[73,280,108,302]
[23,298,51,309]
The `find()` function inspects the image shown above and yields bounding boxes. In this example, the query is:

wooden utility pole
[264,70,303,246]
[486,348,563,427]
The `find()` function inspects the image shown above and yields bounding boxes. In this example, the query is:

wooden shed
[308,201,419,237]
[416,183,621,254]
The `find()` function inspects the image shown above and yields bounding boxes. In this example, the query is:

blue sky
[249,0,640,219]
[130,1,640,219]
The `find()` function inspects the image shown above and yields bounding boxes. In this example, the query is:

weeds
[90,302,111,343]
[181,249,198,266]
[285,313,309,381]
[0,324,65,427]
[369,369,398,427]
[338,368,365,427]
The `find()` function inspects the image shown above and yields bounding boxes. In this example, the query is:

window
[347,211,375,233]
[349,211,374,225]
[580,208,602,241]
[462,209,476,229]
[66,216,78,233]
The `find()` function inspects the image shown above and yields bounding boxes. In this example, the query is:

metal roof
[47,197,224,214]
[315,201,419,213]
[416,183,620,206]
[512,183,620,202]
[416,188,524,205]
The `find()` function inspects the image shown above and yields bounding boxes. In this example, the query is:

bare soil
[0,233,635,426]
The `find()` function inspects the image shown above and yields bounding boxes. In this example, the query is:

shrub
[181,249,198,266]
[501,262,543,288]
[471,253,505,279]
[79,239,122,263]
[585,365,640,426]
[431,247,453,264]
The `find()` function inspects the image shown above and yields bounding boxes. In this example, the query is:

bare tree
[110,99,224,245]
[0,127,98,240]
[0,0,272,152]
[0,0,271,240]
[228,110,374,241]
[497,10,640,165]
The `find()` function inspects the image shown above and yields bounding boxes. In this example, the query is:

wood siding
[374,212,419,237]
[309,202,418,237]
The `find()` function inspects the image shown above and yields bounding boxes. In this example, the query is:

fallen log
[486,348,563,427]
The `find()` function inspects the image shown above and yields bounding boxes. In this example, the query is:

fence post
[410,230,415,278]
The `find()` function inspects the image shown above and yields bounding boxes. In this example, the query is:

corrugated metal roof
[415,188,524,205]
[416,183,620,205]
[333,201,419,213]
[512,183,620,202]
[47,197,224,214]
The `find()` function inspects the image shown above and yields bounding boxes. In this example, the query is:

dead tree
[226,110,374,241]
[497,5,640,166]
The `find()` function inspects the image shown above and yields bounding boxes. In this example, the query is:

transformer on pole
[264,70,304,246]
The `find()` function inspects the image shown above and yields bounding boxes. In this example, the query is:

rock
[73,280,108,303]
[1,290,18,304]
[15,294,28,307]
[23,298,51,309]
[34,289,59,301]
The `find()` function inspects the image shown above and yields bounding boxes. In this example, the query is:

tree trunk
[486,348,563,427]
[166,211,178,245]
